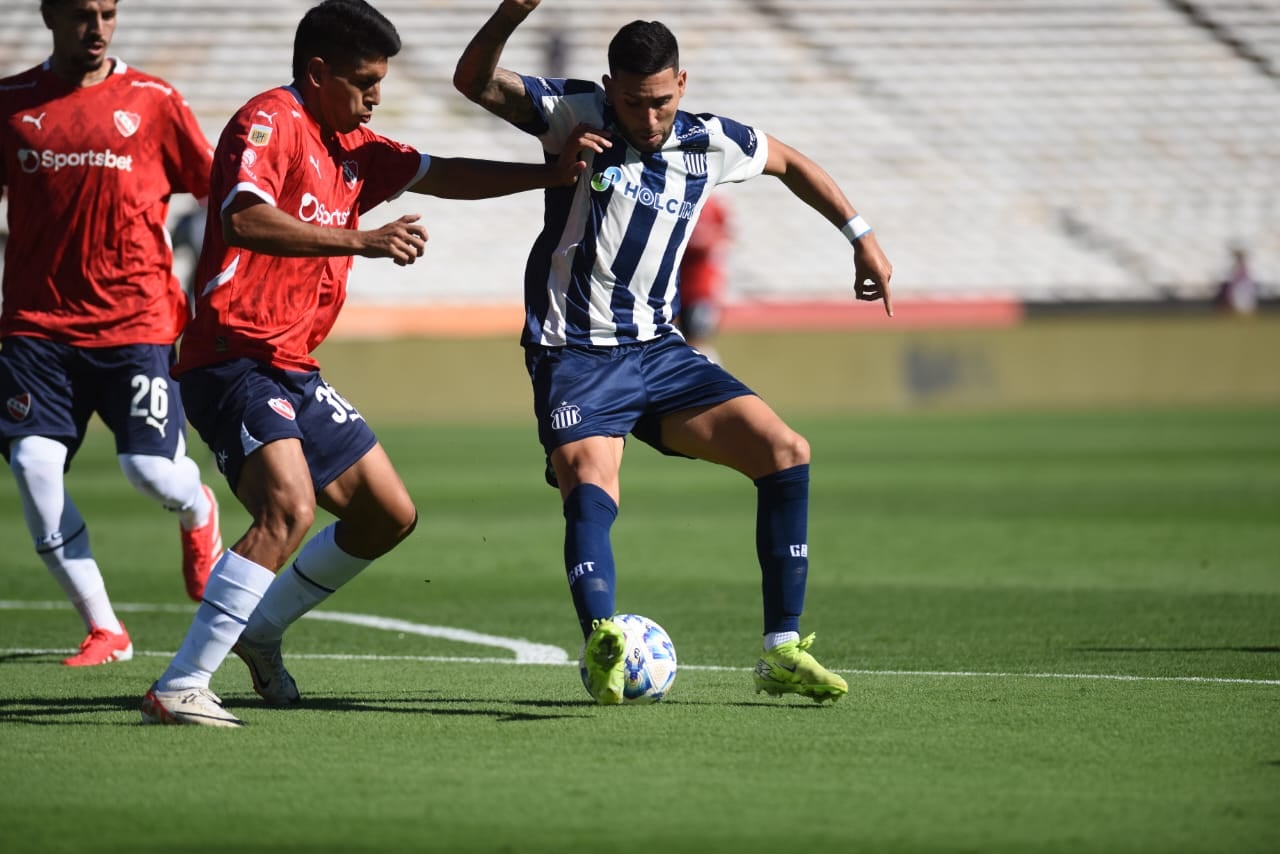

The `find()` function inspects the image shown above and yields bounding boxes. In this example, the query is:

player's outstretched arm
[410,123,609,199]
[453,0,542,125]
[223,194,427,267]
[763,134,894,316]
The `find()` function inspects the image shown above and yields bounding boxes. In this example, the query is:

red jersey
[176,86,427,375]
[678,195,732,305]
[0,59,213,346]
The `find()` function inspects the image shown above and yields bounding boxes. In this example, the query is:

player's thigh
[660,395,809,479]
[228,437,319,570]
[234,436,316,530]
[316,442,416,540]
[86,343,186,458]
[0,336,86,461]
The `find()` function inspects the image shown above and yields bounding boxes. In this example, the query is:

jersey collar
[41,55,129,80]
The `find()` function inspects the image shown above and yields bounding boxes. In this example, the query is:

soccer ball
[579,613,677,704]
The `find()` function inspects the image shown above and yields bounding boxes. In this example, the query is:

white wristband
[841,215,872,242]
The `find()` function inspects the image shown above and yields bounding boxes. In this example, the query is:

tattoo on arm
[485,68,537,125]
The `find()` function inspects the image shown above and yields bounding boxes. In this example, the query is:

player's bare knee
[378,504,418,551]
[250,498,315,559]
[338,508,415,560]
[773,430,811,471]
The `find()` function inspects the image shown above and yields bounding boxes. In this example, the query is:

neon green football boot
[753,633,848,704]
[583,618,626,705]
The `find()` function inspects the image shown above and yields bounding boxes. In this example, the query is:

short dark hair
[40,0,120,8]
[292,0,400,82]
[607,20,679,76]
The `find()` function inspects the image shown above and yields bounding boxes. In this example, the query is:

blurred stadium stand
[1,0,1276,308]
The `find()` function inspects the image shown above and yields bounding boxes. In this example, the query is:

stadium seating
[2,0,1275,304]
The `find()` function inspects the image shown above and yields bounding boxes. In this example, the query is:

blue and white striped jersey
[515,75,769,347]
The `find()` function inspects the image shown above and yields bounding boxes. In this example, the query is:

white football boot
[140,684,244,727]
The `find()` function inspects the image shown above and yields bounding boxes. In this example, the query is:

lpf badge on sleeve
[248,124,273,147]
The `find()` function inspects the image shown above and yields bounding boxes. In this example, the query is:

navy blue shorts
[177,358,378,494]
[524,333,754,457]
[0,336,187,464]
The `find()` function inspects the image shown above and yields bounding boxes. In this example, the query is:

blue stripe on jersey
[705,113,760,157]
[564,196,601,347]
[647,169,708,328]
[524,161,573,345]
[562,136,627,346]
[512,80,765,348]
[608,154,670,341]
[644,114,714,329]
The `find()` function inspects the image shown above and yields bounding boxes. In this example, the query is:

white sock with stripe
[10,436,121,634]
[243,523,371,643]
[157,550,274,691]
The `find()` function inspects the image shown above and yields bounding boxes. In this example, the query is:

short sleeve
[355,133,428,213]
[708,115,769,185]
[213,104,292,213]
[517,75,605,151]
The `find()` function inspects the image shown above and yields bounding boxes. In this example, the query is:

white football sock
[157,550,274,691]
[10,436,121,634]
[118,441,212,530]
[763,631,800,651]
[243,523,372,643]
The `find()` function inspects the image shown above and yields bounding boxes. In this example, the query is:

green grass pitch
[1,407,1277,853]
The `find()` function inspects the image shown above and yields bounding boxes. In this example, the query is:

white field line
[3,600,1277,688]
[0,599,567,664]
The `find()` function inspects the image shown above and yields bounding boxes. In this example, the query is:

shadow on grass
[292,693,586,722]
[507,697,836,710]
[0,690,837,725]
[670,698,839,709]
[0,694,148,725]
[329,694,842,711]
[0,652,67,663]
[0,691,591,725]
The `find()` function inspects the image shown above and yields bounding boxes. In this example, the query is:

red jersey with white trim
[176,86,428,375]
[0,59,213,346]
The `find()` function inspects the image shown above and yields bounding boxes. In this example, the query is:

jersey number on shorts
[315,382,364,424]
[130,374,170,437]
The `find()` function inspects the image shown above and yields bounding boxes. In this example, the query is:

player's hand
[852,233,894,317]
[361,214,428,266]
[554,123,612,186]
[500,0,541,17]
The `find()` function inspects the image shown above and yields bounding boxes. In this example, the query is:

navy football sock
[755,464,810,635]
[563,484,619,639]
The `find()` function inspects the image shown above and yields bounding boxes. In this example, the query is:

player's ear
[676,69,687,96]
[304,56,328,89]
[601,74,613,102]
